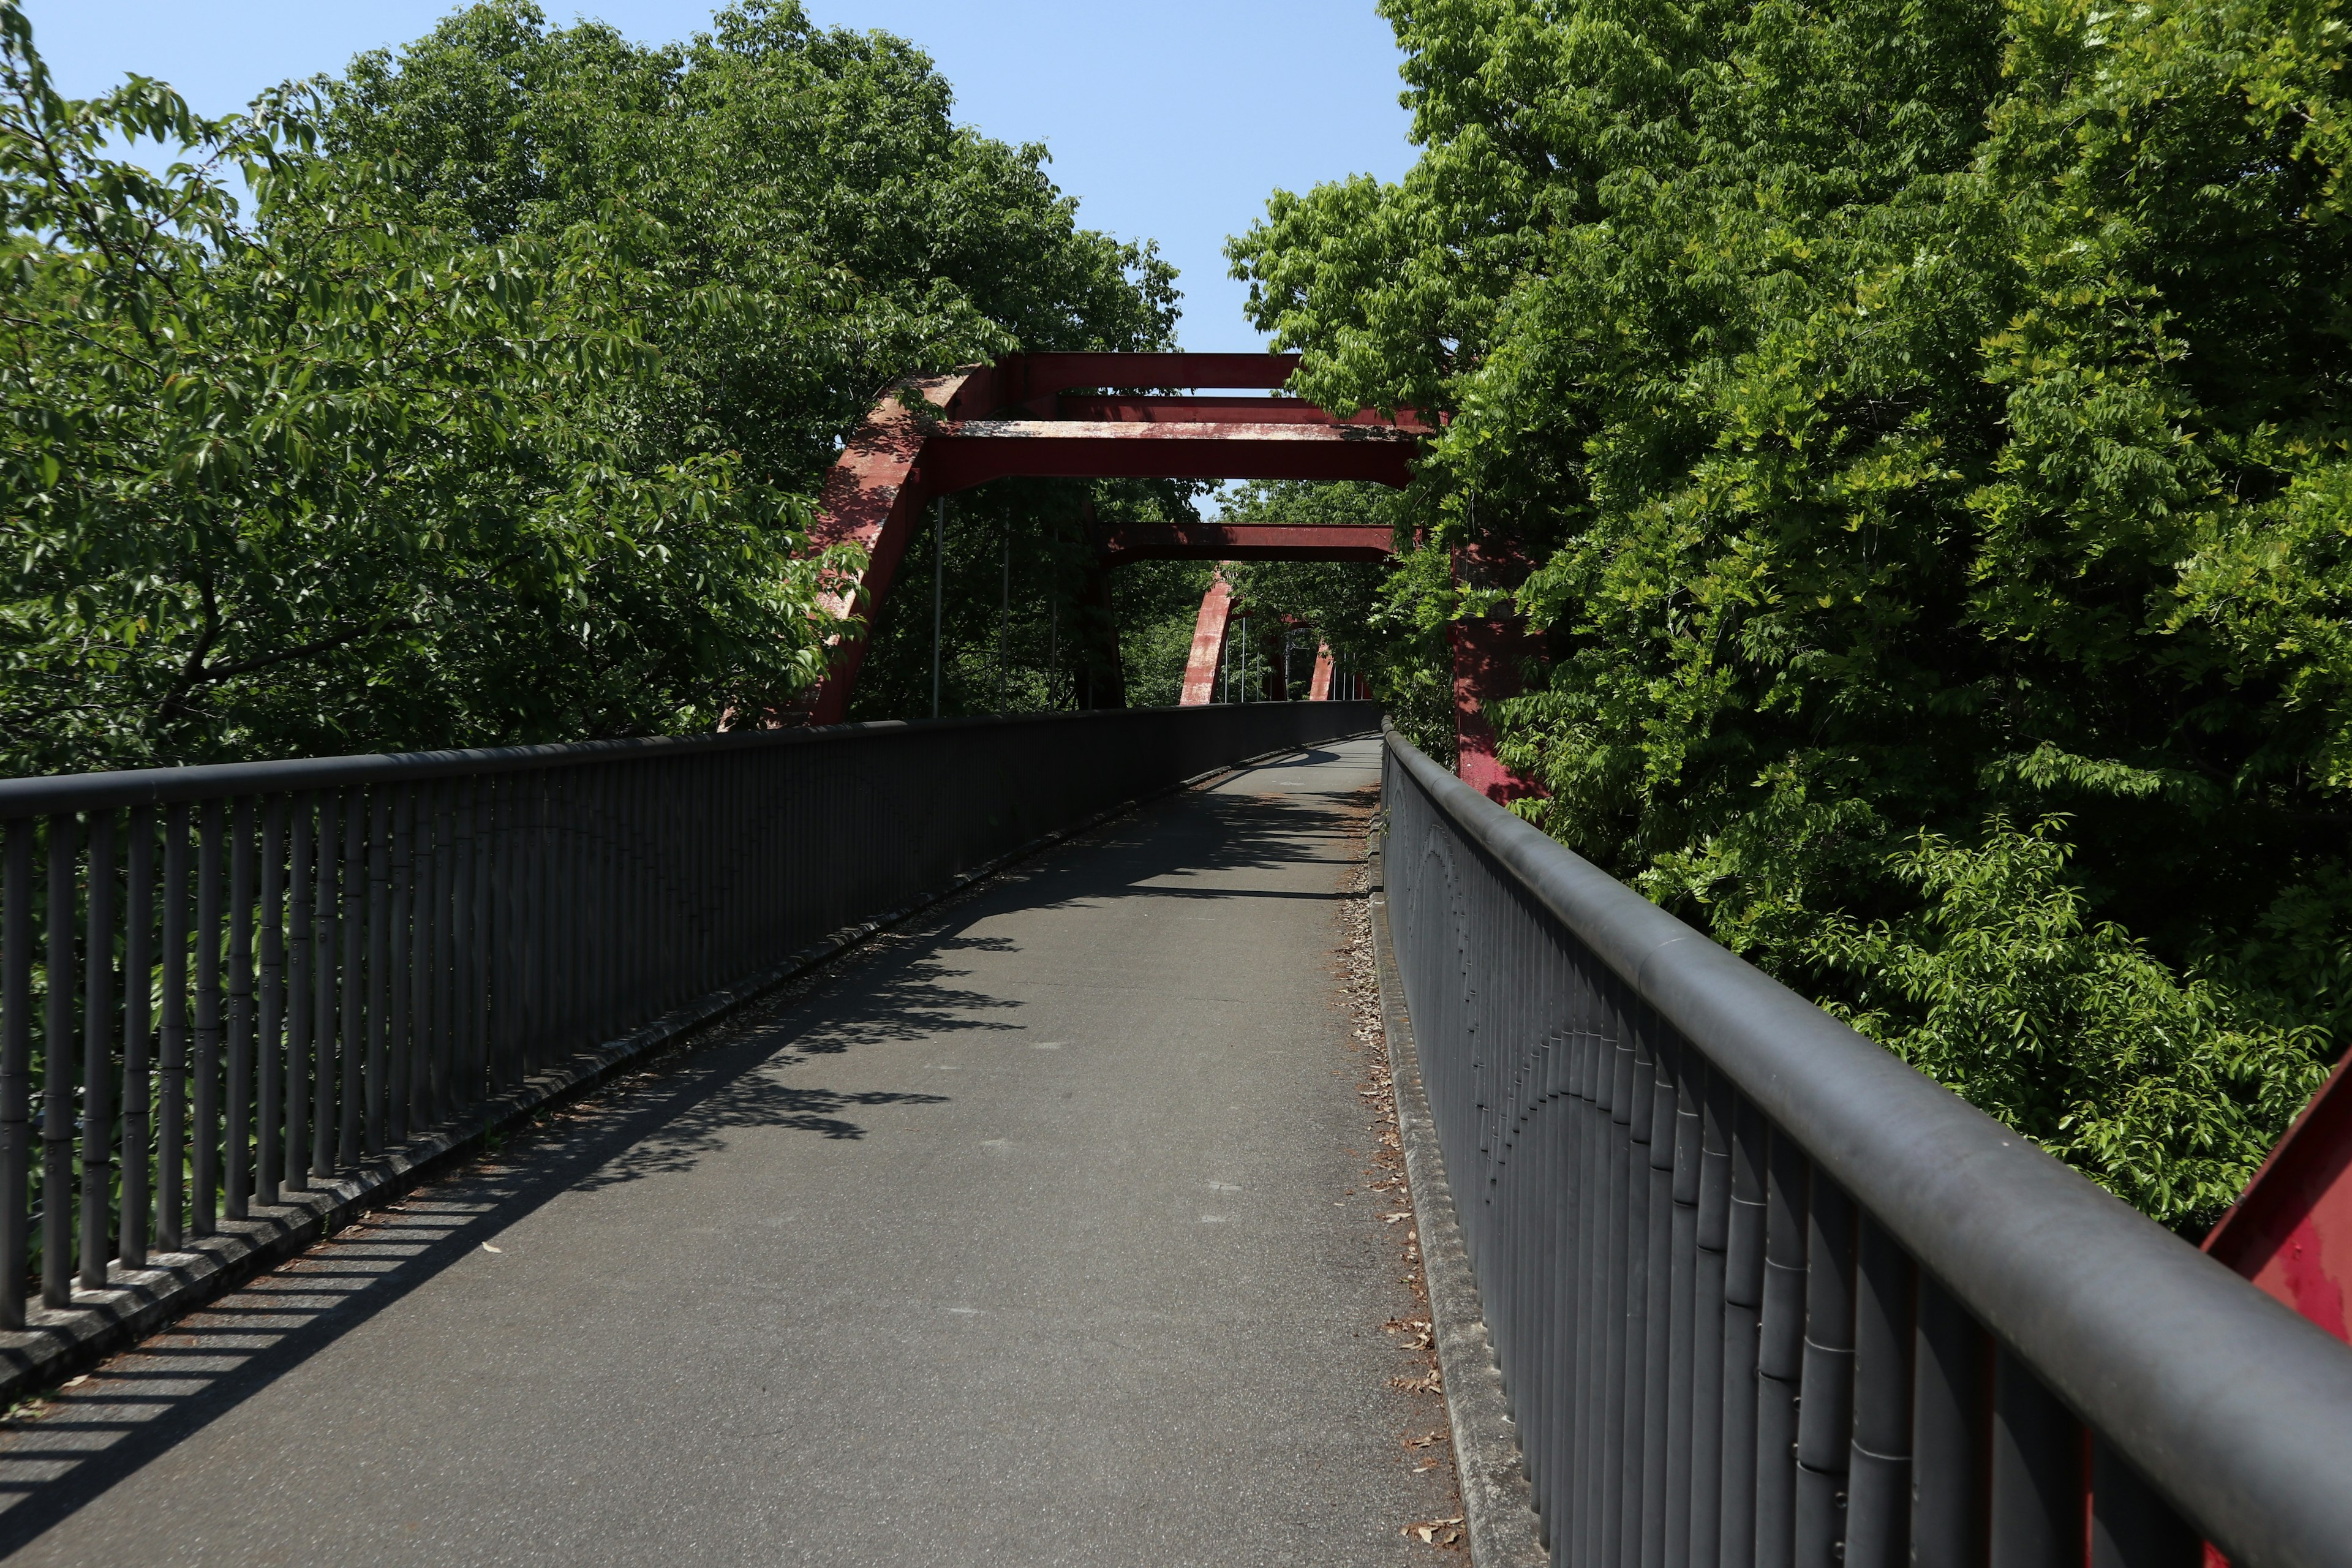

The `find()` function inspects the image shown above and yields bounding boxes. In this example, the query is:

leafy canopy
[0,1,1177,772]
[1231,0,2351,1225]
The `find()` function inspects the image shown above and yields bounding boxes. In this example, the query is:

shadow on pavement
[0,747,1381,1551]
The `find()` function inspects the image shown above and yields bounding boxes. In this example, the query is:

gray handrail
[1384,724,2352,1568]
[0,704,1246,819]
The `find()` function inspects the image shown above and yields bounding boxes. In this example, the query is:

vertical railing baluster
[1991,1349,2079,1568]
[388,786,413,1147]
[1639,1029,1676,1568]
[471,777,489,1104]
[310,788,336,1183]
[1689,1060,1732,1568]
[338,790,363,1166]
[1911,1275,1985,1568]
[191,801,222,1237]
[412,783,439,1130]
[2089,1437,2199,1568]
[491,777,513,1093]
[1846,1216,1915,1568]
[1,820,30,1325]
[434,779,455,1125]
[157,805,188,1251]
[258,797,284,1209]
[1600,1031,1634,1568]
[1574,1026,1608,1568]
[1795,1175,1856,1566]
[1720,1097,1767,1565]
[1664,1039,1703,1568]
[450,779,475,1117]
[366,786,388,1158]
[44,813,80,1303]
[224,798,254,1223]
[286,793,312,1195]
[78,811,115,1290]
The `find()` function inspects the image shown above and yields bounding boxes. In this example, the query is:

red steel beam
[924,420,1417,491]
[1310,643,1335,701]
[1016,352,1300,394]
[1057,394,1432,431]
[1095,521,1392,564]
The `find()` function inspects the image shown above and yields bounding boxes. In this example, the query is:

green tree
[1231,0,2351,1225]
[0,1,1180,772]
[326,1,1180,497]
[0,2,838,774]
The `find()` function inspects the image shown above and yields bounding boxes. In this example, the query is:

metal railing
[1379,728,2352,1568]
[0,703,1375,1329]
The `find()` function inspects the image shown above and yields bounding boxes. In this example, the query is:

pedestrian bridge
[0,707,2345,1567]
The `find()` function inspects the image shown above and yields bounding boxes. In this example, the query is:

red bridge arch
[801,351,1530,801]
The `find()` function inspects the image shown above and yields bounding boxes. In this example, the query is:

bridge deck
[0,736,1455,1566]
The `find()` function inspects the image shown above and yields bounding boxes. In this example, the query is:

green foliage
[1229,0,2351,1219]
[0,1,1177,772]
[1812,819,2328,1226]
[1114,557,1217,710]
[326,1,1178,494]
[0,4,835,772]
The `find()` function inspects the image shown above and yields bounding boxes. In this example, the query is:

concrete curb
[1369,825,1549,1568]
[0,734,1371,1409]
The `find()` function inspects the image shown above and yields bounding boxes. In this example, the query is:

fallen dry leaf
[1381,1211,1413,1224]
[1403,1427,1447,1449]
[1393,1370,1443,1395]
[1403,1517,1466,1545]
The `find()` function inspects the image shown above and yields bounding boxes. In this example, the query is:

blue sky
[23,1,1419,353]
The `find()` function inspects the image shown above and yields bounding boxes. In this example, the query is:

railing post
[120,805,155,1267]
[224,798,254,1225]
[1846,1218,1915,1568]
[257,796,284,1210]
[80,810,116,1287]
[46,812,82,1300]
[1,820,30,1325]
[157,805,189,1248]
[286,794,313,1196]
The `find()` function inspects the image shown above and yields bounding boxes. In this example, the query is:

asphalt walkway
[0,734,1455,1566]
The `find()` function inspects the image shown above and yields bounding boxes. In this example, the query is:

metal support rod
[157,805,188,1246]
[257,797,284,1210]
[932,497,944,720]
[997,520,1011,717]
[79,811,115,1287]
[1,821,29,1327]
[42,815,75,1304]
[224,799,253,1224]
[190,802,221,1238]
[121,806,156,1266]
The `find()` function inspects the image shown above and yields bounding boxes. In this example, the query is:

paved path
[0,736,1457,1566]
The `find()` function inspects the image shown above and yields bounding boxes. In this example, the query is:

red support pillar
[1178,576,1233,707]
[1309,643,1335,701]
[1451,543,1548,804]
